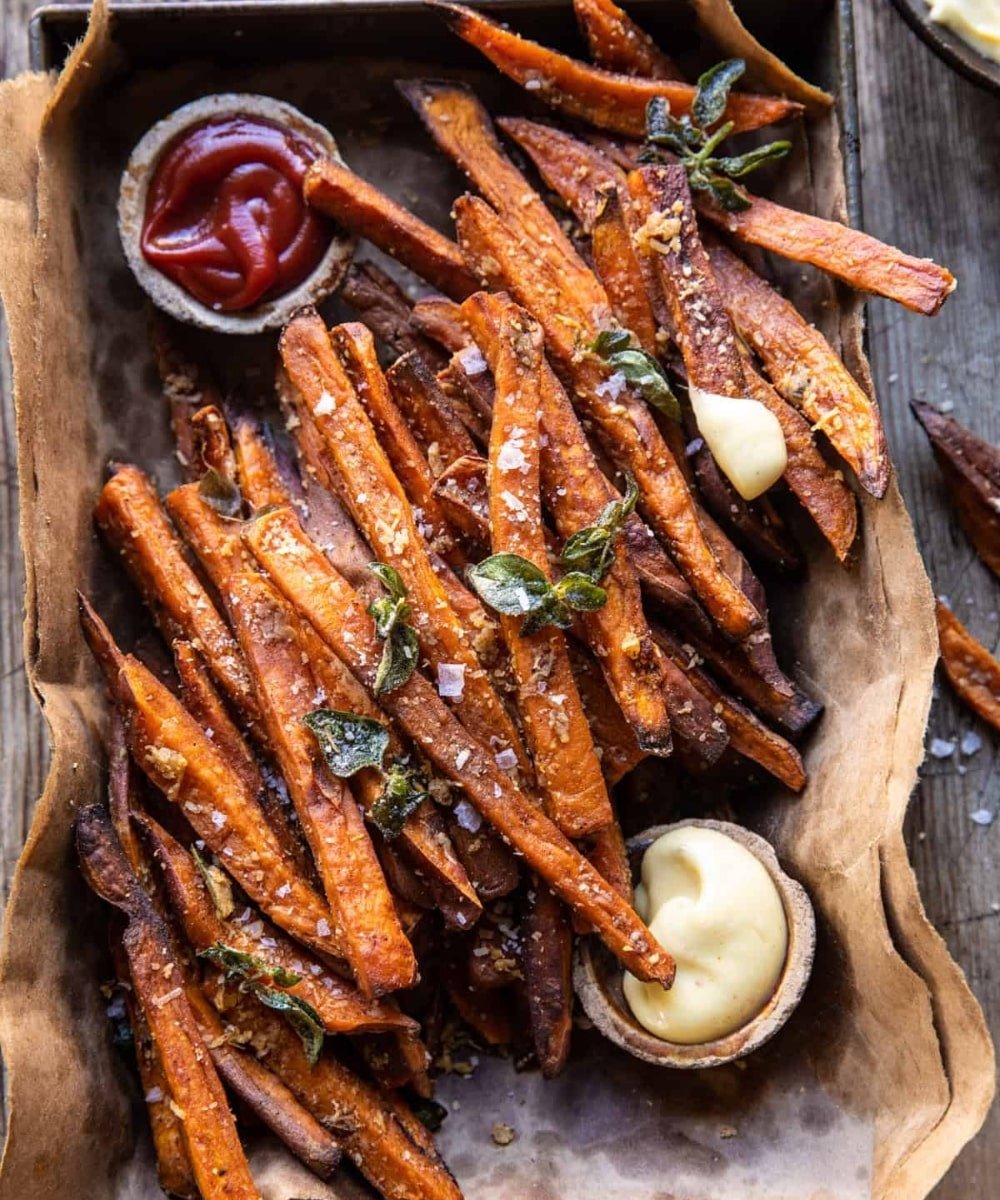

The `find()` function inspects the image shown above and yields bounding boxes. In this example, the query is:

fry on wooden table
[244,508,676,986]
[76,804,261,1200]
[79,595,345,960]
[936,602,1000,734]
[429,1,803,137]
[304,157,477,300]
[913,400,1000,578]
[454,194,761,641]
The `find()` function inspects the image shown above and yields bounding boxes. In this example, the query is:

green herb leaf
[369,762,431,839]
[467,553,553,617]
[589,334,682,424]
[198,468,243,519]
[520,593,574,636]
[412,1098,449,1132]
[304,710,390,777]
[191,847,235,919]
[198,942,302,988]
[366,563,419,695]
[555,572,607,612]
[692,59,745,129]
[714,141,792,178]
[253,986,325,1066]
[590,328,633,358]
[560,476,639,581]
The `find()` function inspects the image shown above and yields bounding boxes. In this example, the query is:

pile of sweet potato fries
[77,2,957,1197]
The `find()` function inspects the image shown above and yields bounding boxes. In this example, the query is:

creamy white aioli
[623,827,788,1044]
[928,0,1000,64]
[688,385,787,501]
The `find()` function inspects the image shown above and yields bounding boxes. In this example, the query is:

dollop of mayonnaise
[623,827,788,1044]
[688,385,787,501]
[929,0,1000,64]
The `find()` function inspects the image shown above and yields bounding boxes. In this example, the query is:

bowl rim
[574,818,817,1069]
[888,0,1000,96]
[117,91,356,334]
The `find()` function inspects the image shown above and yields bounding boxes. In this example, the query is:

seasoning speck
[491,1122,515,1146]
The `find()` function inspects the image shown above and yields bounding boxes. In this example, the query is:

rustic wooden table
[1,0,997,1193]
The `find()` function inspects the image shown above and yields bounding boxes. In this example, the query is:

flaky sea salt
[438,662,466,699]
[928,738,955,759]
[454,800,482,833]
[594,371,626,400]
[495,748,518,770]
[970,809,994,827]
[316,918,331,938]
[314,391,335,416]
[960,730,983,757]
[457,345,488,376]
[455,748,471,770]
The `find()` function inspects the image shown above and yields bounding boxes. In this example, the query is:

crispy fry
[446,814,521,902]
[76,805,260,1200]
[583,818,633,902]
[304,158,476,300]
[191,404,238,480]
[462,294,673,755]
[387,352,480,473]
[700,194,955,316]
[341,261,449,370]
[484,301,613,837]
[708,239,890,499]
[227,569,416,996]
[592,185,659,352]
[280,310,532,779]
[330,321,458,562]
[573,0,679,77]
[653,644,729,764]
[455,195,761,640]
[233,416,294,511]
[184,985,343,1181]
[436,353,494,444]
[654,628,806,789]
[566,642,645,786]
[520,882,573,1077]
[936,603,1000,734]
[432,453,491,550]
[442,944,516,1045]
[410,296,471,354]
[94,464,257,719]
[137,812,414,1034]
[245,509,676,985]
[913,401,1000,578]
[151,314,222,480]
[212,989,463,1200]
[399,79,607,320]
[430,1,802,137]
[79,594,344,960]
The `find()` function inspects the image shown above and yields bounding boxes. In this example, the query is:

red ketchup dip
[141,114,333,313]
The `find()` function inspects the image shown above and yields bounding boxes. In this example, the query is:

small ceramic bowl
[574,819,816,1068]
[118,93,356,335]
[889,0,1000,95]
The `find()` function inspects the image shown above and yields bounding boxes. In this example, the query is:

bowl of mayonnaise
[575,820,816,1069]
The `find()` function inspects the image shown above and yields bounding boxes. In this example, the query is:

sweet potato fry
[936,603,1000,734]
[244,509,676,986]
[520,882,573,1077]
[210,988,463,1200]
[572,0,680,77]
[591,185,659,352]
[137,812,415,1034]
[653,644,729,765]
[583,817,633,902]
[304,158,476,300]
[445,813,522,903]
[442,946,516,1046]
[654,628,806,790]
[708,239,890,499]
[151,314,223,480]
[455,195,761,640]
[79,595,344,960]
[191,403,238,480]
[436,353,494,444]
[462,291,673,755]
[913,401,1000,578]
[432,453,491,550]
[483,300,613,837]
[330,321,458,562]
[700,193,955,317]
[386,352,479,472]
[430,1,803,137]
[565,642,645,786]
[76,804,260,1200]
[280,310,532,780]
[341,261,449,370]
[184,985,343,1182]
[94,464,257,719]
[410,296,471,354]
[399,78,607,320]
[233,416,294,512]
[227,569,416,997]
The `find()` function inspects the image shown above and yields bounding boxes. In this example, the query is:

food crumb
[718,1125,738,1140]
[970,809,994,827]
[491,1122,516,1147]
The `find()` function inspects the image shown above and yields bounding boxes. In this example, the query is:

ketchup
[141,114,333,313]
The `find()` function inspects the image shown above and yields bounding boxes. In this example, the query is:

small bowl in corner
[574,819,816,1069]
[117,93,356,335]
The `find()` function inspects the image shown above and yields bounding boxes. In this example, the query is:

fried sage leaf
[253,986,326,1066]
[561,475,640,581]
[190,847,235,919]
[369,762,432,839]
[303,710,390,777]
[366,562,420,694]
[468,553,607,634]
[198,942,302,988]
[589,330,680,422]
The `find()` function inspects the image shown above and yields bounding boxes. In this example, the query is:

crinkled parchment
[0,2,992,1198]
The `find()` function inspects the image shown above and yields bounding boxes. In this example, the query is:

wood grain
[0,0,996,1189]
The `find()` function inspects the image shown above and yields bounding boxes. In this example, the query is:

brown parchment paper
[0,2,993,1198]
